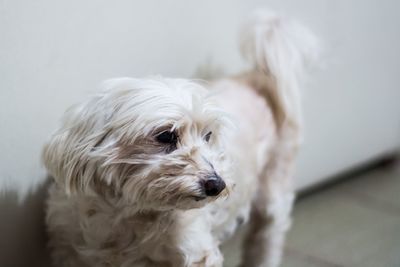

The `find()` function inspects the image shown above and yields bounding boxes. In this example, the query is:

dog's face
[43,78,232,210]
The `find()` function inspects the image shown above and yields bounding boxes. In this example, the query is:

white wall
[1,0,400,264]
[1,0,400,195]
[295,0,400,188]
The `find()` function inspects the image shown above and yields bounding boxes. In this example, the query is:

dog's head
[43,78,232,210]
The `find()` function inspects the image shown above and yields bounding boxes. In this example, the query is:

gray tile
[332,167,400,214]
[287,169,400,267]
[282,248,343,267]
[281,256,327,267]
[222,165,400,267]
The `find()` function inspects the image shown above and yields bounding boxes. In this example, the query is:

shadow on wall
[0,179,51,267]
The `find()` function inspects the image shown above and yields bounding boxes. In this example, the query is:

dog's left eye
[156,131,178,144]
[204,131,212,142]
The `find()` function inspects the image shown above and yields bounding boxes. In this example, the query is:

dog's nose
[203,174,226,196]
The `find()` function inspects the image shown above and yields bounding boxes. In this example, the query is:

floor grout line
[341,189,400,217]
[285,247,346,267]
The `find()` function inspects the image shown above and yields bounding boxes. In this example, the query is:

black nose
[203,174,226,196]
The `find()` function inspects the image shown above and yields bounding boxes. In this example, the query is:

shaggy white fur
[43,10,319,267]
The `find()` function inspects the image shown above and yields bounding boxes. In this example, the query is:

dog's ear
[42,99,117,196]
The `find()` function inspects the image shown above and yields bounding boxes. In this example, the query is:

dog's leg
[173,213,224,267]
[183,235,223,267]
[240,147,296,267]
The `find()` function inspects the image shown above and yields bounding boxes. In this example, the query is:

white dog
[43,10,318,267]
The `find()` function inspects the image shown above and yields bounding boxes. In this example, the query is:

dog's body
[44,11,318,267]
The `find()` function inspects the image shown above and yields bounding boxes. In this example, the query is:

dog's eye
[204,131,212,142]
[156,131,178,144]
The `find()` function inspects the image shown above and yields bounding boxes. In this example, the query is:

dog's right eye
[156,131,178,145]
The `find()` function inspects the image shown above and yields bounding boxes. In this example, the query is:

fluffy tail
[240,10,319,129]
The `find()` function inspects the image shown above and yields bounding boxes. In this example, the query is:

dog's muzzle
[202,174,226,197]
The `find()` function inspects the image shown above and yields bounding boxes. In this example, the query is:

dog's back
[209,10,319,266]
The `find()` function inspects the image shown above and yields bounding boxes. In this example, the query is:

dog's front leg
[174,212,223,267]
[162,243,223,267]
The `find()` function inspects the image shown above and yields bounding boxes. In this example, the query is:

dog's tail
[240,10,319,129]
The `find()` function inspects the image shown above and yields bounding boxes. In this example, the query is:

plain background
[1,0,400,196]
[0,0,400,265]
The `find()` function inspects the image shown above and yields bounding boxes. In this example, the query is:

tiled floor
[222,162,400,267]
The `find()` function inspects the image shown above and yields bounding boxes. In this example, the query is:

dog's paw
[191,249,223,267]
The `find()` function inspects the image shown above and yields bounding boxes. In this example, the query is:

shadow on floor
[0,179,50,267]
